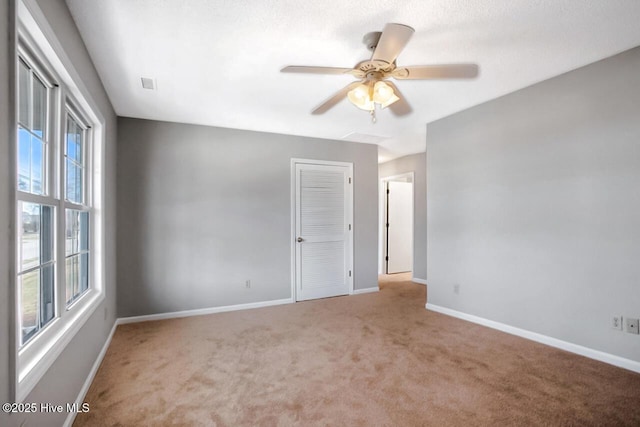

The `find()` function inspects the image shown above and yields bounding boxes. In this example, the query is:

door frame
[379,172,414,274]
[290,158,354,302]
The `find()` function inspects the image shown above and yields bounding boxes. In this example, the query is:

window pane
[32,76,47,138]
[18,60,30,127]
[66,117,83,163]
[18,203,55,345]
[31,136,44,195]
[20,203,40,271]
[40,205,54,263]
[66,256,79,304]
[66,163,83,204]
[18,127,31,192]
[80,253,89,295]
[65,114,84,204]
[65,210,89,254]
[66,209,89,305]
[75,164,83,203]
[80,211,89,251]
[65,255,89,304]
[20,269,40,344]
[75,128,83,162]
[65,209,79,256]
[40,264,55,327]
[66,117,76,159]
[66,159,76,202]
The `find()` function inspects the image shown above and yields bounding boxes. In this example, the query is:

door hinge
[386,189,390,194]
[348,270,352,277]
[348,177,352,184]
[386,223,389,228]
[385,256,389,261]
[348,224,351,231]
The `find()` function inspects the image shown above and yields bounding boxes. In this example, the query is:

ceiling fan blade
[281,66,353,75]
[393,64,479,79]
[372,23,415,66]
[312,81,362,115]
[385,81,412,116]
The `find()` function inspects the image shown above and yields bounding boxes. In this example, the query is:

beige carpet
[75,274,640,426]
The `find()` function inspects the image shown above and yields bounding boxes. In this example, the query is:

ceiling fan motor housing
[363,31,382,51]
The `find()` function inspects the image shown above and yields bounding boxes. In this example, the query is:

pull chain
[370,108,376,124]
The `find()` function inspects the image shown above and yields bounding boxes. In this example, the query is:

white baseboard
[425,303,640,374]
[353,287,379,295]
[412,277,427,285]
[117,298,294,325]
[63,321,118,427]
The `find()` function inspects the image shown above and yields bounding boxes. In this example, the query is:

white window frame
[16,47,58,346]
[14,0,106,403]
[63,105,93,306]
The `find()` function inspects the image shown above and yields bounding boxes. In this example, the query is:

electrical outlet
[453,284,460,295]
[245,280,251,289]
[625,317,639,335]
[611,315,623,330]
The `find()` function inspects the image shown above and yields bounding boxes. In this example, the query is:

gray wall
[427,46,640,362]
[117,118,378,317]
[1,1,118,426]
[379,152,427,280]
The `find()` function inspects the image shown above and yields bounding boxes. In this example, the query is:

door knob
[297,237,304,242]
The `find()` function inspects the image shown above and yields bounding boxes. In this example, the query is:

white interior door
[294,161,352,301]
[386,181,413,273]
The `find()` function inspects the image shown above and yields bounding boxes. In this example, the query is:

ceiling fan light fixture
[373,81,399,108]
[347,83,374,111]
[348,80,400,112]
[373,81,392,102]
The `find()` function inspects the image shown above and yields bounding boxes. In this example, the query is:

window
[64,112,91,305]
[15,6,105,402]
[17,57,56,346]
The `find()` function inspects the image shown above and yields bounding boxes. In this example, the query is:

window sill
[17,289,104,402]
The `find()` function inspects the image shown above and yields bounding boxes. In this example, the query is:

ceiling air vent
[341,132,390,145]
[141,77,155,90]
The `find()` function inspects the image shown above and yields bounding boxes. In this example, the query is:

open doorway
[379,173,414,275]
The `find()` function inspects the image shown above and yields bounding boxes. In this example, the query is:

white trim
[412,278,427,285]
[291,158,354,168]
[425,303,640,374]
[63,321,117,427]
[353,287,379,295]
[379,172,414,275]
[117,298,294,325]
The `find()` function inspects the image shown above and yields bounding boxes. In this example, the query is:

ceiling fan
[281,23,478,122]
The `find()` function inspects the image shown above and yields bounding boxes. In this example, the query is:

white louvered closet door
[295,162,352,301]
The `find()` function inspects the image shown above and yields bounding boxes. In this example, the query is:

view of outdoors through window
[65,209,89,304]
[18,59,46,194]
[65,115,84,204]
[65,113,89,305]
[19,203,54,344]
[17,55,92,346]
[17,58,55,345]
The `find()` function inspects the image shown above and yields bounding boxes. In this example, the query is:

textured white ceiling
[65,0,640,161]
